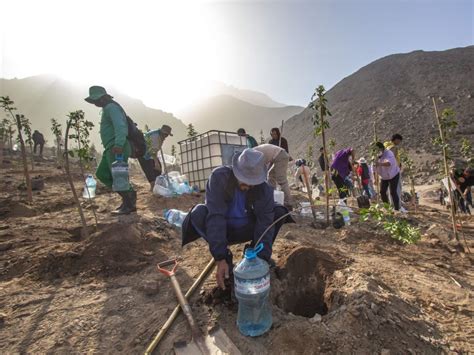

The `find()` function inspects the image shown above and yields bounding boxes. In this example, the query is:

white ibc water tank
[179,130,247,190]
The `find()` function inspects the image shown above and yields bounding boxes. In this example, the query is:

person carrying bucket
[84,86,136,215]
[138,125,173,191]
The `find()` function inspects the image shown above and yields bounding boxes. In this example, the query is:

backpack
[126,116,147,158]
[111,101,146,159]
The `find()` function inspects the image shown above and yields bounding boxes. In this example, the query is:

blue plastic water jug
[234,243,272,337]
[82,174,97,199]
[111,154,130,192]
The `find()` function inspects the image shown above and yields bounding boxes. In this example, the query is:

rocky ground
[0,156,473,354]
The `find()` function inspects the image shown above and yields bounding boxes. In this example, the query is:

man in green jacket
[85,86,136,215]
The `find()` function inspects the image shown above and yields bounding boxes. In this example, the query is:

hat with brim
[358,157,367,164]
[84,86,111,103]
[160,125,173,136]
[232,148,267,186]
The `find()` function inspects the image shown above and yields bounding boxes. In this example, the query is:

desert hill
[284,46,474,165]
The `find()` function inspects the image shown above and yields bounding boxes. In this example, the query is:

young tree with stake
[310,86,332,225]
[399,150,417,210]
[64,110,95,237]
[431,98,459,242]
[51,118,63,165]
[21,117,34,171]
[0,97,33,203]
[460,138,473,168]
[259,129,265,145]
[0,118,9,168]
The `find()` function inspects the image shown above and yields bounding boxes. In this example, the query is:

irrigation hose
[144,258,215,355]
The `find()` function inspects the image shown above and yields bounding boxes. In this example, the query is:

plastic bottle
[111,154,130,192]
[340,206,350,225]
[164,209,188,227]
[155,175,169,188]
[233,243,272,337]
[178,181,192,194]
[82,175,97,199]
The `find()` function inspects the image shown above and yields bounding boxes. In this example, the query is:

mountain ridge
[179,94,304,139]
[0,75,188,153]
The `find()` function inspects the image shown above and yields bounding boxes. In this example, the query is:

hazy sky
[0,0,472,112]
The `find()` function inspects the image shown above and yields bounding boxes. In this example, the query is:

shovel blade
[174,326,241,355]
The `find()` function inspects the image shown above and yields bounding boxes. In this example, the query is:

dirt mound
[0,199,37,218]
[261,247,445,353]
[36,223,159,280]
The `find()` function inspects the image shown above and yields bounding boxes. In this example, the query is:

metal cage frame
[178,130,247,190]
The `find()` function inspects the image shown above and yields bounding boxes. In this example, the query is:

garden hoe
[157,259,241,355]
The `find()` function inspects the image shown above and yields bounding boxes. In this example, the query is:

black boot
[111,193,125,214]
[128,190,137,213]
[111,191,137,215]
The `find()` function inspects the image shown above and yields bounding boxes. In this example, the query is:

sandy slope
[0,157,472,354]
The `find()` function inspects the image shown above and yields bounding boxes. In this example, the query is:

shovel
[159,148,172,189]
[157,259,241,355]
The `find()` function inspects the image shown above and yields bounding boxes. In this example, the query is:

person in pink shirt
[374,142,402,211]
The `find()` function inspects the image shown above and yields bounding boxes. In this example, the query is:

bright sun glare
[0,0,226,112]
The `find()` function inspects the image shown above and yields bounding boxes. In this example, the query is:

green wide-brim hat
[84,86,112,103]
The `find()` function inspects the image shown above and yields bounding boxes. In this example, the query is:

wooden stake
[302,165,318,223]
[373,119,380,203]
[64,120,89,238]
[279,120,284,148]
[320,106,330,225]
[431,97,459,242]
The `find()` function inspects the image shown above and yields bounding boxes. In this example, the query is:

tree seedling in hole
[64,110,96,238]
[0,96,33,203]
[310,85,332,225]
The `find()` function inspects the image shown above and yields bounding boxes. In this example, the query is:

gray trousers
[268,150,292,206]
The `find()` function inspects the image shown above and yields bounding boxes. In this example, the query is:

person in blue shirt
[138,125,173,190]
[181,149,294,290]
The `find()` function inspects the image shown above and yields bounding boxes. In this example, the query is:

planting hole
[273,247,339,318]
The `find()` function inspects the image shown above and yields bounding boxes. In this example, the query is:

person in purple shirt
[330,147,356,201]
[374,142,402,211]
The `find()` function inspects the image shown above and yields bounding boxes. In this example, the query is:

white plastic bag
[158,153,176,165]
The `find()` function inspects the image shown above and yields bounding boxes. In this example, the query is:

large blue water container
[233,243,272,337]
[111,155,130,192]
